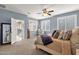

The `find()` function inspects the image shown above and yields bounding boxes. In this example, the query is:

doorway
[11,18,24,44]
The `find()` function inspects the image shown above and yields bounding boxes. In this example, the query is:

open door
[11,18,24,44]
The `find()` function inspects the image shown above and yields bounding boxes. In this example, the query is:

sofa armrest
[71,43,79,54]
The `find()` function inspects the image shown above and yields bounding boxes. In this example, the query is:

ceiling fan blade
[49,10,54,12]
[48,13,51,16]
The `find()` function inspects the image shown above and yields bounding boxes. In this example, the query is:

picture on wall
[1,23,11,44]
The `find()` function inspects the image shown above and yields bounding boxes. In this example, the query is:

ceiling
[1,4,79,20]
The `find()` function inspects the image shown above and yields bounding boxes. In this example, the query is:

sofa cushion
[46,39,62,53]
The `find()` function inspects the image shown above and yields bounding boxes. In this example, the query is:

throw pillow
[53,30,60,39]
[63,31,72,40]
[58,30,64,40]
[52,30,56,37]
[41,35,53,45]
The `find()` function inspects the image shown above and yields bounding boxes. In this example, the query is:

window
[41,20,50,31]
[57,17,65,30]
[29,20,38,31]
[57,15,77,31]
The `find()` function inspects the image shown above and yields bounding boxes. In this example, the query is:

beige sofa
[70,27,79,54]
[35,37,71,55]
[35,27,79,55]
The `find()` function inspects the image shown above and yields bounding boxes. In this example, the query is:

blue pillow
[41,35,53,45]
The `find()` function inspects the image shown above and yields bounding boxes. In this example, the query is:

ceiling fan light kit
[43,13,49,16]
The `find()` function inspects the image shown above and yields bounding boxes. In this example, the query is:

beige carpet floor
[0,37,48,55]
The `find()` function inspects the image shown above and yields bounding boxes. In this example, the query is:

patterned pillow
[52,30,56,37]
[63,31,72,40]
[53,30,60,39]
[58,31,64,40]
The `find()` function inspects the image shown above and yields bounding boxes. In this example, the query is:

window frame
[29,20,38,31]
[41,20,50,31]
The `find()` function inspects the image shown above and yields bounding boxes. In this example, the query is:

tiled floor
[0,37,48,55]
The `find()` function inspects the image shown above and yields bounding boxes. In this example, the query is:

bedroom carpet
[0,37,48,55]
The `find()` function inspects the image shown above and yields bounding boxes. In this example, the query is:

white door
[11,18,24,44]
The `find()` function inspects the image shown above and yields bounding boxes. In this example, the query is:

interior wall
[39,10,79,34]
[0,9,28,43]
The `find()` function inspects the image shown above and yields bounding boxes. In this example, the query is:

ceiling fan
[27,5,54,16]
[42,8,54,16]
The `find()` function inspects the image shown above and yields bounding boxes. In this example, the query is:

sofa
[35,27,79,55]
[70,27,79,54]
[35,36,71,55]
